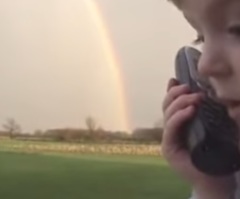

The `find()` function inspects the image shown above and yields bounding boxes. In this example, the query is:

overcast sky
[0,0,195,133]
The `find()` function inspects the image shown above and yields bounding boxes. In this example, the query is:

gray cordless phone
[175,46,240,176]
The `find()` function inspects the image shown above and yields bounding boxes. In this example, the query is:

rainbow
[84,0,131,133]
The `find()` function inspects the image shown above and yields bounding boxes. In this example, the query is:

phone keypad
[199,97,238,140]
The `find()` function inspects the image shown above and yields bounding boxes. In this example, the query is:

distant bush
[132,128,163,143]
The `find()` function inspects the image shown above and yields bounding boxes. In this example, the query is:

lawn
[0,151,191,199]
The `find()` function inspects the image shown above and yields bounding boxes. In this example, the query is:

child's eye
[192,35,204,45]
[228,25,240,37]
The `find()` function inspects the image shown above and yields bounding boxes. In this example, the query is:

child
[162,0,240,198]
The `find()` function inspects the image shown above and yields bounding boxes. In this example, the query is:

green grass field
[0,151,191,199]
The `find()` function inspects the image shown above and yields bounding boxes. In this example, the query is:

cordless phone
[174,46,240,176]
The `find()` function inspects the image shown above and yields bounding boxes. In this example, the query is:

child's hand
[161,78,236,199]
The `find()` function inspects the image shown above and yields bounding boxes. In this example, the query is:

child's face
[181,0,240,121]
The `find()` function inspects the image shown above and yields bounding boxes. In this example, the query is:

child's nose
[197,46,231,78]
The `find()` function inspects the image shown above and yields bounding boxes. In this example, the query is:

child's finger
[165,93,203,121]
[162,84,190,112]
[163,105,195,149]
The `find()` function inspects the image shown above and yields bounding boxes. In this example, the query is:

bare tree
[85,116,97,138]
[2,118,21,139]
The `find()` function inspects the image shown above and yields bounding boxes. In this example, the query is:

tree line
[0,117,164,144]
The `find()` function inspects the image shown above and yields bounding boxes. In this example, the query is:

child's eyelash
[192,35,204,45]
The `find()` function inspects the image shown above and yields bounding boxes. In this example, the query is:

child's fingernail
[167,78,178,91]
